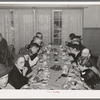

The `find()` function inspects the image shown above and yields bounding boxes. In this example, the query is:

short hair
[33,36,40,41]
[30,36,40,44]
[36,32,43,39]
[81,69,100,88]
[13,54,24,63]
[30,43,40,49]
[36,32,42,35]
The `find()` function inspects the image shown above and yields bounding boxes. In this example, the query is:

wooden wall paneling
[77,9,83,36]
[0,10,5,37]
[0,9,12,45]
[83,28,100,56]
[62,9,83,44]
[69,9,83,36]
[62,9,69,44]
[14,9,35,54]
[5,10,12,45]
[13,10,20,54]
[35,9,51,45]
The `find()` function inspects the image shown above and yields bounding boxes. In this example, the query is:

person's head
[74,35,81,43]
[30,43,40,54]
[0,33,3,41]
[71,44,81,54]
[0,64,12,88]
[71,37,79,45]
[32,36,42,46]
[14,54,25,70]
[36,32,43,40]
[19,48,31,61]
[81,69,100,88]
[69,33,76,40]
[81,48,91,58]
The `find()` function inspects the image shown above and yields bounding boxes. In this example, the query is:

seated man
[8,54,28,89]
[77,48,100,76]
[0,64,14,89]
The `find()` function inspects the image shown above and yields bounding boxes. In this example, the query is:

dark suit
[8,65,28,89]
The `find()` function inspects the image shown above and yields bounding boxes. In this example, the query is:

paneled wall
[0,7,83,54]
[83,28,100,56]
[35,9,51,45]
[0,9,12,45]
[13,9,35,53]
[62,9,83,44]
[84,5,100,27]
[83,5,100,56]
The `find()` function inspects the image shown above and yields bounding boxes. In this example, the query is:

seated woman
[81,69,100,89]
[8,54,28,89]
[0,64,14,89]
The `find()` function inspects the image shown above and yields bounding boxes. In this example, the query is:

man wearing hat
[0,64,14,89]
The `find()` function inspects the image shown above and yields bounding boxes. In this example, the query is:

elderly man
[78,48,100,76]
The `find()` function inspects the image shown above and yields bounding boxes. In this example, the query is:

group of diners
[0,32,43,89]
[0,32,100,89]
[65,33,100,89]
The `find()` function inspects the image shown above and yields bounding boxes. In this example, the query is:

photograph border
[0,1,100,99]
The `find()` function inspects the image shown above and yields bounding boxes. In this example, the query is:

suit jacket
[8,65,28,89]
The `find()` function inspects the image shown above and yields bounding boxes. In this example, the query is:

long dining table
[28,45,90,90]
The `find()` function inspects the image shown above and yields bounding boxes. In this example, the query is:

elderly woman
[8,54,28,89]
